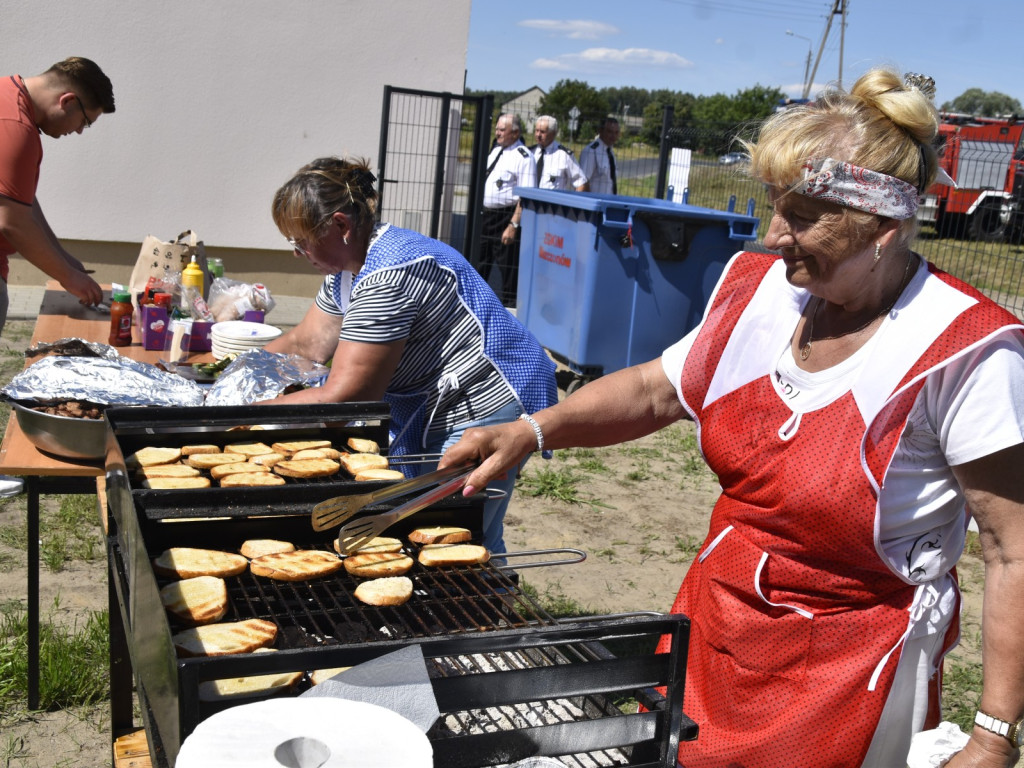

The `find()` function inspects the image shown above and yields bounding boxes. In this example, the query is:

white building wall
[3,0,471,251]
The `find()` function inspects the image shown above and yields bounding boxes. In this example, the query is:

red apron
[662,252,1021,767]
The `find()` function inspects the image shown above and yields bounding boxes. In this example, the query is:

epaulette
[528,144,539,151]
[557,145,574,157]
[516,146,529,157]
[589,140,600,149]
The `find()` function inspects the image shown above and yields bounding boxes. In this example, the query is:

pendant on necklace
[800,342,811,361]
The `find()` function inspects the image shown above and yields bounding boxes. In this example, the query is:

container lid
[112,290,131,303]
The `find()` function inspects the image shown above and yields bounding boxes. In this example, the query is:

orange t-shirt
[0,74,43,280]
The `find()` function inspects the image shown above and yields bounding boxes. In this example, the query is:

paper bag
[129,230,211,307]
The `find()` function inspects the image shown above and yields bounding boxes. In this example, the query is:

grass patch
[518,466,613,511]
[941,657,983,733]
[0,495,100,572]
[0,598,109,712]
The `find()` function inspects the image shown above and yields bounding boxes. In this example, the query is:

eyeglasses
[72,94,93,129]
[286,214,338,257]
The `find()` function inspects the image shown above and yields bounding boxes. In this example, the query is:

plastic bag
[207,277,277,322]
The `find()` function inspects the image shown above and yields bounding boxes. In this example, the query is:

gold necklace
[799,256,916,361]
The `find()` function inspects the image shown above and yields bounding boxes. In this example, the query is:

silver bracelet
[518,412,544,452]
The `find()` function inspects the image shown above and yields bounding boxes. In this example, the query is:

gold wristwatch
[975,710,1024,747]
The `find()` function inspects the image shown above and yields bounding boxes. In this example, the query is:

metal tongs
[311,461,470,532]
[334,465,476,555]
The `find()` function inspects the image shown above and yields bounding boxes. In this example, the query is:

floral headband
[793,158,920,220]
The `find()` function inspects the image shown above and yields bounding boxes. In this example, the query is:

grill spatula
[334,466,475,554]
[311,462,472,532]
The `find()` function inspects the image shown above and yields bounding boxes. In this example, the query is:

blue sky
[466,0,1023,109]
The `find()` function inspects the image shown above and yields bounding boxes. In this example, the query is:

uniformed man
[531,115,588,192]
[479,113,535,304]
[579,117,621,195]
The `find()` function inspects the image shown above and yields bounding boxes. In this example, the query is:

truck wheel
[968,201,1008,242]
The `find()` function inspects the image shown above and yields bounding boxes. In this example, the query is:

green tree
[940,88,1023,117]
[538,79,611,144]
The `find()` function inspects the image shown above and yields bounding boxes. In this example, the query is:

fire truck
[918,113,1024,242]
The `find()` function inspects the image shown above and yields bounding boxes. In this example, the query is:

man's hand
[62,269,103,305]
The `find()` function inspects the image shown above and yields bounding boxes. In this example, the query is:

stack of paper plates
[210,321,283,360]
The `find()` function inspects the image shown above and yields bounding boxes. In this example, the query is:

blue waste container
[515,188,760,388]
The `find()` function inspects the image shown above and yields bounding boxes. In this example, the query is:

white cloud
[531,47,693,72]
[518,19,619,40]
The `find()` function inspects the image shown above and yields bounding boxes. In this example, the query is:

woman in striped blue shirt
[263,156,557,555]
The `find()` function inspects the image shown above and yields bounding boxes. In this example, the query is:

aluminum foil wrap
[204,349,328,406]
[2,352,205,407]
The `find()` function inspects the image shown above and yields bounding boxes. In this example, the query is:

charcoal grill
[103,403,696,767]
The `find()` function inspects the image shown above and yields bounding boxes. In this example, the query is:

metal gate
[376,86,494,268]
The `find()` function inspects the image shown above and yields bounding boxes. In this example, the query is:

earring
[873,242,882,265]
[343,235,349,246]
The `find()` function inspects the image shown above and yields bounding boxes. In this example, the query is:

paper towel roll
[175,698,432,768]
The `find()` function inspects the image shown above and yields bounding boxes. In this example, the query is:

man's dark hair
[598,117,620,130]
[45,57,115,113]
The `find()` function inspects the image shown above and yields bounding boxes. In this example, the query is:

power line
[657,0,830,24]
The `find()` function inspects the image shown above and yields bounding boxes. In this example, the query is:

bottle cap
[112,291,131,303]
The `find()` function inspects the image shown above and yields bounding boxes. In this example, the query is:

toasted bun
[153,547,249,579]
[343,552,414,579]
[271,439,332,455]
[333,536,403,555]
[219,472,287,487]
[248,452,286,467]
[143,476,212,490]
[309,666,352,686]
[418,543,490,568]
[408,526,472,545]
[172,619,277,657]
[354,468,405,482]
[209,462,271,481]
[273,458,340,478]
[224,441,275,457]
[346,437,380,454]
[160,576,228,625]
[339,453,389,476]
[249,550,344,581]
[180,444,221,456]
[138,464,201,479]
[187,452,247,469]
[198,649,302,701]
[354,576,413,606]
[240,539,296,559]
[126,446,182,468]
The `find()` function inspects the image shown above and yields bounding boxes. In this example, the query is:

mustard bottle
[182,254,204,293]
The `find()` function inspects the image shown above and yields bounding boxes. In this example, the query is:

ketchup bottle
[109,291,134,347]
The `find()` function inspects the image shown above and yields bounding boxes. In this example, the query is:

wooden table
[0,282,209,715]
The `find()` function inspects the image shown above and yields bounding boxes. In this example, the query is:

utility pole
[786,30,813,100]
[806,0,847,97]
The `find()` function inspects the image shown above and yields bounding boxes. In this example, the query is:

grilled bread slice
[172,618,277,657]
[249,550,344,581]
[418,543,490,568]
[346,437,380,454]
[272,458,340,479]
[138,464,201,479]
[224,441,275,457]
[153,547,249,579]
[334,536,403,555]
[126,446,181,468]
[342,551,414,579]
[270,439,332,456]
[309,666,352,686]
[209,462,271,481]
[143,476,212,490]
[338,453,389,476]
[290,447,342,461]
[248,452,286,467]
[181,444,221,456]
[408,526,472,545]
[354,468,405,482]
[198,648,302,701]
[159,576,228,625]
[354,576,413,606]
[240,539,296,559]
[219,472,286,487]
[187,452,247,469]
